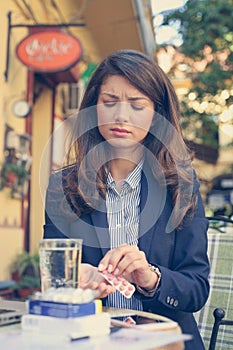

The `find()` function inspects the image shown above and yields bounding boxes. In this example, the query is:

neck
[110,159,136,181]
[108,143,144,182]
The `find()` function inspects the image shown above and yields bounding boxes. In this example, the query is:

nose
[114,102,130,123]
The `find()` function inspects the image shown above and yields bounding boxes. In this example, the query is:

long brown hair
[63,49,196,228]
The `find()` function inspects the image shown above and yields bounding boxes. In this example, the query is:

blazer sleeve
[140,180,210,314]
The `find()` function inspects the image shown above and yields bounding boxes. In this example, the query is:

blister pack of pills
[101,270,135,298]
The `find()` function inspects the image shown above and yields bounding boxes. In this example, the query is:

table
[0,300,189,350]
[104,307,185,350]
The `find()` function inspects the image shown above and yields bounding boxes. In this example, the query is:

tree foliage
[161,0,233,150]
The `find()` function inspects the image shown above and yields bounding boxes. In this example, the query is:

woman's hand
[79,263,116,298]
[98,245,158,290]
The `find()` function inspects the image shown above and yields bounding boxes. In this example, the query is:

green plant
[13,275,40,290]
[10,251,41,299]
[10,251,40,281]
[3,162,29,179]
[0,162,30,198]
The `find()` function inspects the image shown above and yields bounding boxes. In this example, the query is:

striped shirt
[105,160,144,311]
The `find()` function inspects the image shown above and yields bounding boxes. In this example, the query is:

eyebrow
[100,92,149,101]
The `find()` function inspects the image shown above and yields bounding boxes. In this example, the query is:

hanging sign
[16,31,83,73]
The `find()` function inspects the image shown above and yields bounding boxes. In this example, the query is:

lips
[111,128,130,135]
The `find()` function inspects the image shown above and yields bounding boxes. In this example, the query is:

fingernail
[108,264,113,273]
[98,263,104,271]
[114,268,120,275]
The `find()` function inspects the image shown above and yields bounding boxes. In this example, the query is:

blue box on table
[27,299,102,318]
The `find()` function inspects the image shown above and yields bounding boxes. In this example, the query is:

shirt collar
[107,158,144,190]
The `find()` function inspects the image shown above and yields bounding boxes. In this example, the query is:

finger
[79,280,99,289]
[113,255,135,275]
[98,246,128,272]
[99,282,116,295]
[107,246,140,274]
[98,245,139,272]
[117,251,148,275]
[113,250,147,275]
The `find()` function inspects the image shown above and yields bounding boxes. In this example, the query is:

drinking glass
[39,239,82,293]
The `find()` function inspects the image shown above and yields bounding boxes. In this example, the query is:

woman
[44,50,210,349]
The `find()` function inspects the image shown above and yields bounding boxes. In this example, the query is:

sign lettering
[16,31,83,73]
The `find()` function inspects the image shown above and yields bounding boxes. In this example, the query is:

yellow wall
[0,1,28,279]
[30,86,53,253]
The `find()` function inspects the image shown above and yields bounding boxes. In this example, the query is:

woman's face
[97,75,154,151]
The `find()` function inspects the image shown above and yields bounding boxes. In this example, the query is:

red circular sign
[16,31,83,73]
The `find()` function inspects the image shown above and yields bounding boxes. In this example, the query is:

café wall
[0,2,28,279]
[0,0,97,280]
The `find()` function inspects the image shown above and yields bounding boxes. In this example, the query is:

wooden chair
[195,218,233,349]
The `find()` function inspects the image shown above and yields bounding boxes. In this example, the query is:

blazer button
[174,300,178,307]
[166,296,170,304]
[170,298,174,305]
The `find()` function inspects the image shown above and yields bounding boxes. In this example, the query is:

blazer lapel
[69,201,110,258]
[138,166,174,267]
[90,204,110,257]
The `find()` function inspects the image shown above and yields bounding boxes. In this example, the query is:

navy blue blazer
[44,166,210,350]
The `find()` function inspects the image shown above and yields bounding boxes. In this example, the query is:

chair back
[195,222,233,349]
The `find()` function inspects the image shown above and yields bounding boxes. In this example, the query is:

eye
[131,104,144,111]
[103,101,117,107]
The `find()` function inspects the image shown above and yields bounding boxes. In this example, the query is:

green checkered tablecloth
[195,227,233,350]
